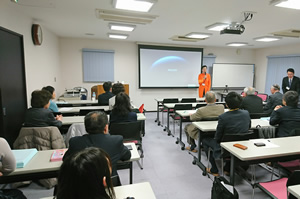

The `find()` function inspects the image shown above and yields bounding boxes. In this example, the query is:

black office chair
[249,112,270,119]
[181,98,196,103]
[206,130,258,177]
[169,104,193,136]
[195,103,206,109]
[109,121,144,169]
[160,98,179,127]
[79,109,104,116]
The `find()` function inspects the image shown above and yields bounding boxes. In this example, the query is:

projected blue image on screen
[139,46,203,88]
[152,56,186,72]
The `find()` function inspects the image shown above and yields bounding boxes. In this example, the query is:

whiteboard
[212,63,254,88]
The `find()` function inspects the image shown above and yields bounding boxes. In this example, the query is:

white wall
[0,1,62,107]
[60,37,256,110]
[255,43,300,93]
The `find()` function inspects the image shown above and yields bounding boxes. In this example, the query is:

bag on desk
[211,176,238,199]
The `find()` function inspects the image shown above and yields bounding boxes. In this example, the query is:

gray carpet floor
[18,112,277,198]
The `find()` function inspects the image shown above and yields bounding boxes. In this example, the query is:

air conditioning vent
[169,35,205,42]
[96,9,158,25]
[272,29,300,38]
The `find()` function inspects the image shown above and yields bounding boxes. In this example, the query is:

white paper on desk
[59,108,73,111]
[260,117,270,121]
[221,181,234,194]
[250,139,279,148]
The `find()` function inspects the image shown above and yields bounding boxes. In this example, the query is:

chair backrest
[291,128,300,136]
[181,98,196,103]
[174,104,193,111]
[221,130,258,142]
[257,93,268,102]
[201,117,219,121]
[65,123,87,147]
[162,98,179,103]
[249,112,270,119]
[109,121,142,142]
[79,109,104,116]
[195,103,206,109]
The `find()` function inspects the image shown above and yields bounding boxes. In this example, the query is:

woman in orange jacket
[198,65,211,98]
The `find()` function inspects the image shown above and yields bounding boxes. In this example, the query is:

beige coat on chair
[13,126,65,189]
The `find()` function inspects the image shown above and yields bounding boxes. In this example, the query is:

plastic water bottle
[92,92,96,101]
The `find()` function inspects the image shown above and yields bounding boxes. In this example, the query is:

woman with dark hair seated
[42,85,59,113]
[56,147,115,199]
[109,92,137,124]
[24,90,62,127]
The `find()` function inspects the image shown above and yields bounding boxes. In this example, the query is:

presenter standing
[198,65,211,98]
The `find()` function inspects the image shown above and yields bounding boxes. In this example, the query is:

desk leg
[192,131,207,176]
[155,101,161,126]
[230,154,235,186]
[176,116,185,150]
[129,162,133,184]
[166,108,172,136]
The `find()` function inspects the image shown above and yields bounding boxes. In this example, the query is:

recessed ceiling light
[270,0,300,10]
[185,32,212,39]
[206,23,229,31]
[109,23,136,32]
[254,36,282,42]
[226,42,248,47]
[108,33,128,39]
[113,0,156,12]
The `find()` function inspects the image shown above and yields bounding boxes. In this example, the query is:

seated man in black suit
[282,68,300,94]
[240,87,263,113]
[64,111,131,182]
[270,91,300,137]
[24,90,62,128]
[203,92,251,176]
[264,84,283,115]
[98,81,114,105]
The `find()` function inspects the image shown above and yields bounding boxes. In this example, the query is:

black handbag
[211,176,238,199]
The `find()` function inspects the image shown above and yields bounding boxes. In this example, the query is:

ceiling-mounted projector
[220,23,245,35]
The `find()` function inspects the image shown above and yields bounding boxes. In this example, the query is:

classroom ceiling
[7,0,300,49]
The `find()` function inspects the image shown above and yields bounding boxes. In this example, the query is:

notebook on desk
[12,148,38,168]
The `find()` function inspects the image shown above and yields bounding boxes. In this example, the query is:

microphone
[204,72,206,75]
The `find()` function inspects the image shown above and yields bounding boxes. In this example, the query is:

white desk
[191,119,273,174]
[221,136,300,185]
[0,143,139,184]
[62,113,146,125]
[41,182,156,199]
[175,109,229,150]
[58,106,109,115]
[288,185,300,199]
[56,100,98,106]
[162,102,226,136]
[154,98,205,127]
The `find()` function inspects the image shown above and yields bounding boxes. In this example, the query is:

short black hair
[103,82,112,92]
[225,92,243,109]
[84,111,108,134]
[201,65,207,70]
[283,91,299,107]
[42,86,55,95]
[112,83,125,95]
[287,68,295,74]
[31,90,52,108]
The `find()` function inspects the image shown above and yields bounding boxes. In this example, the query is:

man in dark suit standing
[240,87,263,113]
[264,84,283,115]
[202,92,251,176]
[64,111,131,181]
[98,81,114,105]
[270,91,300,137]
[282,68,300,94]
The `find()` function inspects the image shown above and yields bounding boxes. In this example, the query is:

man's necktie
[289,79,292,87]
